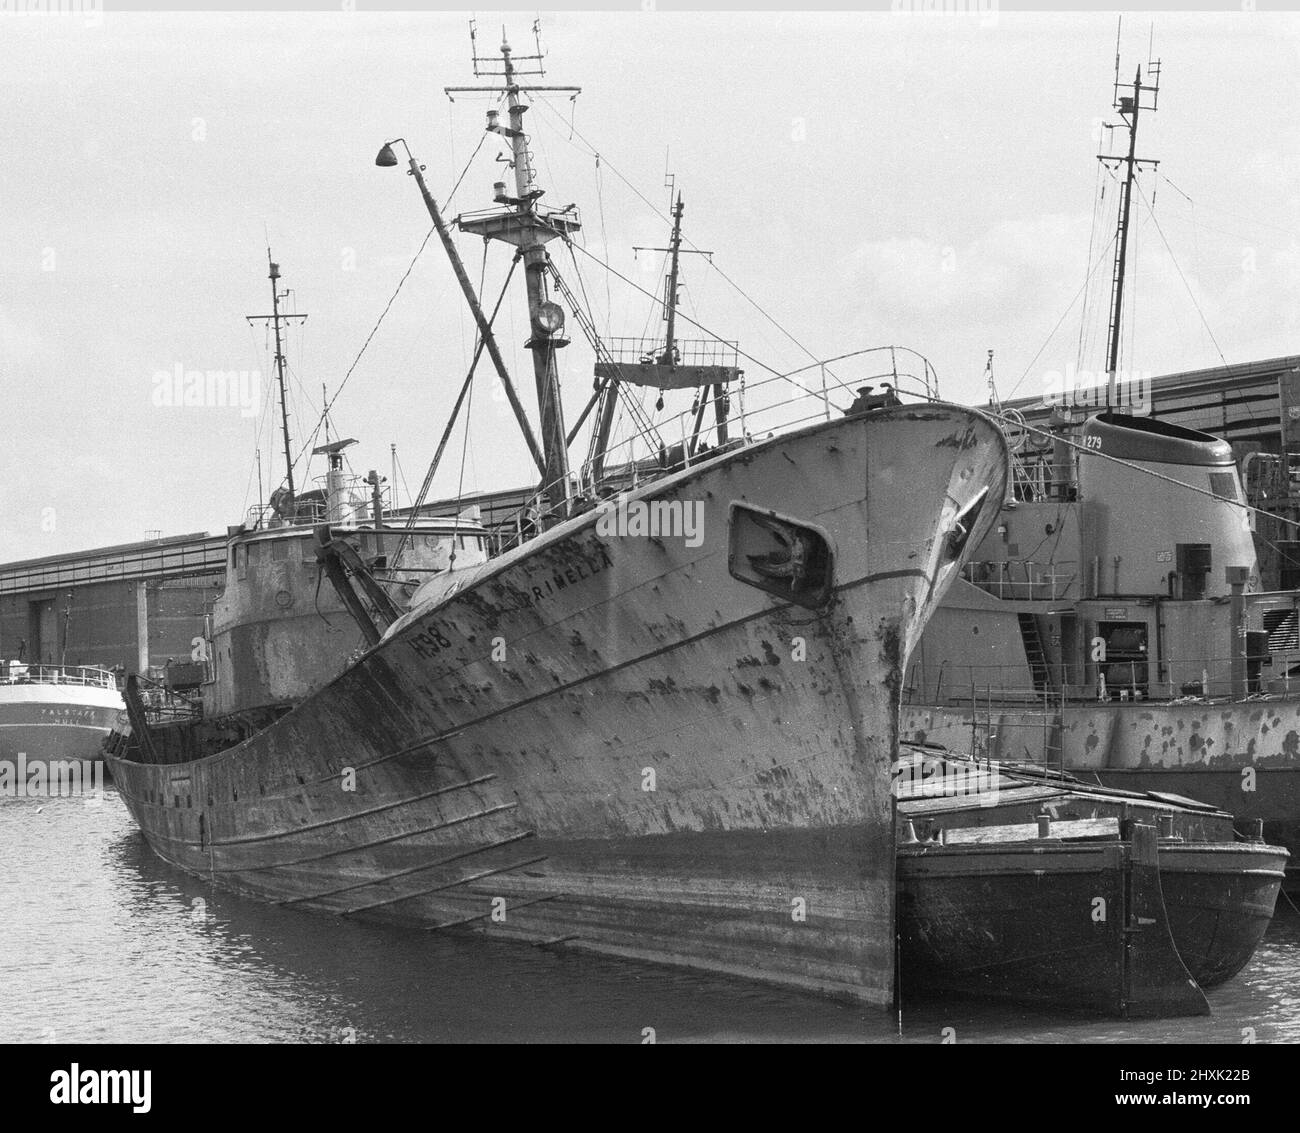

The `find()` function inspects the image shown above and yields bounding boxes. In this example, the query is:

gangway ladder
[967,683,1068,773]
[1041,684,1067,775]
[1017,612,1052,697]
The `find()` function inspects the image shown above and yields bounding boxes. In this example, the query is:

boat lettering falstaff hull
[108,404,1008,1004]
[1,665,123,774]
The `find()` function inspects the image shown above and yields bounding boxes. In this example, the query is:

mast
[507,41,569,512]
[246,252,308,500]
[660,194,684,365]
[632,181,715,371]
[449,24,583,519]
[593,178,738,465]
[1099,33,1160,410]
[269,258,296,497]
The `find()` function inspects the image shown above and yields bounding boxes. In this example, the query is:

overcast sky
[3,8,1299,562]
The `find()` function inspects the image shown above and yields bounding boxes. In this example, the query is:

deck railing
[0,663,118,689]
[498,345,946,553]
[904,655,1294,709]
[962,559,1079,601]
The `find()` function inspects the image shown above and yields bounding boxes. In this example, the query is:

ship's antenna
[246,251,308,498]
[1099,24,1160,411]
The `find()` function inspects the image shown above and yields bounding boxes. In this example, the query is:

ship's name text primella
[49,1065,151,1114]
[595,497,705,548]
[519,544,616,608]
[151,363,261,417]
[406,546,619,657]
[1041,365,1152,414]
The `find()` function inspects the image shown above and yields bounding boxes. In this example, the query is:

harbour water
[4,790,1298,1044]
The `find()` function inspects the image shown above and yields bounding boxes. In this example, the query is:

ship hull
[1093,767,1300,894]
[900,702,1300,890]
[0,684,122,772]
[1156,844,1288,987]
[896,835,1212,1018]
[108,406,1007,1004]
[895,754,1288,996]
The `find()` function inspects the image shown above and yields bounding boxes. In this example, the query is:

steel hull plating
[897,836,1211,1018]
[1159,844,1288,987]
[895,757,1288,998]
[0,684,122,768]
[901,702,1300,889]
[109,406,1007,1003]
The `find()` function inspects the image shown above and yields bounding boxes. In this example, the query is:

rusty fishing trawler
[106,28,1009,1003]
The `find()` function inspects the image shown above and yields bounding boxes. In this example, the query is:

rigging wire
[554,228,777,381]
[595,156,613,339]
[393,448,413,512]
[1132,178,1271,444]
[241,320,279,519]
[531,95,834,373]
[446,132,488,210]
[1075,160,1106,371]
[1133,179,1231,370]
[393,257,521,561]
[555,247,661,455]
[278,138,487,499]
[1086,164,1122,374]
[1161,175,1300,241]
[452,346,476,558]
[284,226,438,491]
[1002,228,1119,404]
[637,250,669,344]
[1122,200,1142,377]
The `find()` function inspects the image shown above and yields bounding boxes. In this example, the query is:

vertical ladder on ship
[1017,612,1051,697]
[1040,686,1067,775]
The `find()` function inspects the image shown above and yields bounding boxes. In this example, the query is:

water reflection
[3,792,1297,1043]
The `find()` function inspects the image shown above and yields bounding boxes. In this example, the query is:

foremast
[593,187,741,475]
[1099,32,1160,410]
[246,252,308,504]
[449,27,582,520]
